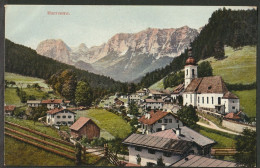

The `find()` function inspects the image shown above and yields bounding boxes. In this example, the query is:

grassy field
[4,136,75,166]
[198,46,256,84]
[5,72,49,88]
[5,117,61,138]
[4,88,23,106]
[233,89,256,118]
[99,96,116,108]
[76,109,132,139]
[197,126,237,148]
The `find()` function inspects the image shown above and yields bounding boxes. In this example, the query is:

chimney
[147,113,150,119]
[176,124,181,136]
[161,125,165,131]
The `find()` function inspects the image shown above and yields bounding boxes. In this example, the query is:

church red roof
[185,57,196,65]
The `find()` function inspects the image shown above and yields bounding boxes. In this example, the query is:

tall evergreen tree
[75,81,93,106]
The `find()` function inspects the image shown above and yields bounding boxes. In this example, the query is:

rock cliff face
[36,26,199,82]
[36,39,72,64]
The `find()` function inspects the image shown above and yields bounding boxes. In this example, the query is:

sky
[5,5,256,49]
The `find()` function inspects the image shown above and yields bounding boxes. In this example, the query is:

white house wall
[46,111,75,126]
[128,146,182,166]
[222,99,240,113]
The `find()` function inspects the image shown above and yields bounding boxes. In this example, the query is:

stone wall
[222,119,256,133]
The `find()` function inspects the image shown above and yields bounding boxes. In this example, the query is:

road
[197,115,240,135]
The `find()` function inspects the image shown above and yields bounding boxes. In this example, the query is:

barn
[70,117,100,140]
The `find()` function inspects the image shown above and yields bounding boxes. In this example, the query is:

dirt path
[197,115,240,135]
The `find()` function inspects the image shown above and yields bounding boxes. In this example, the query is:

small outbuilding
[70,117,100,140]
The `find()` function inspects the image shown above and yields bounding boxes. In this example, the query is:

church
[182,47,240,114]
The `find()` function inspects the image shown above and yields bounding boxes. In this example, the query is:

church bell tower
[184,47,197,88]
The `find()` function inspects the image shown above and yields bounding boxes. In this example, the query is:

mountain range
[36,26,199,82]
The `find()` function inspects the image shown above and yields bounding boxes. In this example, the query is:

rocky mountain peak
[36,39,71,64]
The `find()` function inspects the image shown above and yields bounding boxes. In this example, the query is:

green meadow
[76,109,132,139]
[198,46,256,84]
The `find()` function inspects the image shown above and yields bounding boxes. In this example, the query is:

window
[62,115,66,118]
[198,97,200,103]
[176,120,179,123]
[212,97,214,104]
[164,119,168,123]
[158,120,162,123]
[68,121,73,124]
[169,119,172,123]
[56,122,61,125]
[202,97,204,104]
[192,69,195,77]
[156,128,162,132]
[232,106,235,109]
[62,122,66,125]
[163,152,172,157]
[57,116,60,119]
[147,162,156,167]
[233,101,235,103]
[148,149,155,154]
[218,97,221,104]
[68,115,72,118]
[186,69,188,76]
[135,146,142,151]
[207,97,209,104]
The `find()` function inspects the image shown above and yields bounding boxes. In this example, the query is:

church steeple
[184,46,197,88]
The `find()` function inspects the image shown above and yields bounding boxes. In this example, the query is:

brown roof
[173,83,185,94]
[115,99,124,105]
[136,89,145,93]
[46,108,75,115]
[4,105,16,111]
[64,100,71,103]
[171,154,236,167]
[70,117,98,131]
[145,99,164,103]
[138,110,175,125]
[184,76,228,94]
[41,99,63,104]
[123,133,192,154]
[149,90,163,95]
[222,91,238,99]
[225,113,241,120]
[185,57,196,66]
[125,163,140,167]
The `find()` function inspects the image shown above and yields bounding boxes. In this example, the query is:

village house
[162,104,180,114]
[122,133,193,166]
[143,98,164,110]
[171,154,236,167]
[138,110,183,134]
[46,108,76,126]
[136,89,146,96]
[4,105,16,116]
[151,126,216,156]
[128,94,142,104]
[171,83,185,100]
[148,90,163,99]
[114,98,125,107]
[224,112,241,122]
[70,117,100,140]
[27,100,41,108]
[42,99,63,109]
[183,47,240,114]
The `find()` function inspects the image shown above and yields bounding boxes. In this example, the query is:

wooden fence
[211,148,237,156]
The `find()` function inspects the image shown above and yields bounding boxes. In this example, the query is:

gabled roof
[138,110,177,125]
[225,113,240,120]
[27,100,41,104]
[136,89,146,93]
[222,91,239,99]
[4,105,16,111]
[151,126,215,147]
[42,99,63,104]
[173,83,185,94]
[144,99,164,103]
[70,117,98,131]
[171,154,236,167]
[149,90,163,95]
[123,133,192,154]
[46,108,76,115]
[184,76,228,94]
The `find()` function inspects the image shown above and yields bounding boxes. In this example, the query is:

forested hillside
[139,8,257,88]
[5,39,127,93]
